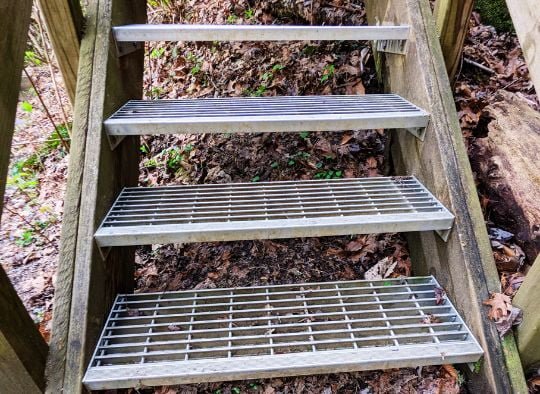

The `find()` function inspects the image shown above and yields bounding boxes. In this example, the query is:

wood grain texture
[0,1,48,392]
[505,0,540,96]
[366,0,523,392]
[473,91,540,260]
[45,0,98,391]
[55,0,146,392]
[36,0,83,104]
[514,255,540,368]
[434,0,474,80]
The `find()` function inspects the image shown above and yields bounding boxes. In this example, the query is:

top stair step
[113,24,410,42]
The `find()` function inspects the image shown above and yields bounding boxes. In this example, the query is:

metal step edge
[103,95,430,137]
[95,212,454,247]
[94,176,454,247]
[82,276,483,390]
[112,24,410,42]
[84,344,481,390]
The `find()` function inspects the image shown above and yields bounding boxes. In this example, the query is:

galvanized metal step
[94,176,454,247]
[83,276,483,390]
[113,24,409,43]
[104,95,429,138]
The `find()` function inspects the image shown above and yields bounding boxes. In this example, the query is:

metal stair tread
[104,94,429,135]
[113,24,410,42]
[82,276,483,390]
[94,176,454,247]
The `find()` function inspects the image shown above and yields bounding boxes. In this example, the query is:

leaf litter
[129,0,463,392]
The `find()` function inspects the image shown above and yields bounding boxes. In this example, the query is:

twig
[23,68,70,152]
[464,57,496,74]
[36,7,72,137]
[3,205,53,244]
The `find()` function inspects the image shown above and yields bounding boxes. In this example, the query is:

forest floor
[1,1,538,392]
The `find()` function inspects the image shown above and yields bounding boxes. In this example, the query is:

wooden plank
[36,0,84,105]
[0,1,49,392]
[433,0,474,80]
[44,0,98,390]
[505,0,540,95]
[513,255,540,368]
[1,268,48,393]
[365,0,524,392]
[52,0,146,392]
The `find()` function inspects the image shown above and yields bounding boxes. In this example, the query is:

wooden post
[0,1,49,392]
[513,255,540,368]
[433,0,474,81]
[36,0,84,105]
[45,0,146,392]
[504,0,540,96]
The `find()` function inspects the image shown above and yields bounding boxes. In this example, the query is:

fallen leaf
[364,257,397,280]
[483,292,511,321]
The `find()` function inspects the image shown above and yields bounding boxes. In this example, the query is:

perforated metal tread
[103,95,429,136]
[113,24,409,42]
[83,276,483,390]
[94,176,454,247]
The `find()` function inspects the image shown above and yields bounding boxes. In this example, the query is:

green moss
[475,0,514,32]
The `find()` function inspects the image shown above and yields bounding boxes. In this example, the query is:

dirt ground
[1,0,539,392]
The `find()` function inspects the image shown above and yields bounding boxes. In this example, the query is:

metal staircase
[83,22,483,390]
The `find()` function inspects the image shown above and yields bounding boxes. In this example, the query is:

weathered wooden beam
[504,0,540,96]
[434,0,474,80]
[513,255,540,369]
[45,0,146,392]
[366,0,526,392]
[0,0,49,391]
[36,0,84,105]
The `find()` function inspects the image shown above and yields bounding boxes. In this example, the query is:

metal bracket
[436,228,452,242]
[405,127,426,141]
[375,39,408,55]
[98,245,112,261]
[106,134,126,150]
[115,41,143,57]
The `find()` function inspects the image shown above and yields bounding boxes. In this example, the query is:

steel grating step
[103,95,429,137]
[94,176,454,247]
[113,24,409,42]
[83,276,483,390]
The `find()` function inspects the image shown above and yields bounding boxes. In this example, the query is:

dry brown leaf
[483,292,512,321]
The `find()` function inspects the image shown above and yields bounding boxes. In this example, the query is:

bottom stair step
[83,276,483,390]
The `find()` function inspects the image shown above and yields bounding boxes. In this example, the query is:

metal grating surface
[103,95,429,136]
[83,276,483,390]
[94,176,454,247]
[112,24,410,42]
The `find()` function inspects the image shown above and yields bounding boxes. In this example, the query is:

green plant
[16,229,35,247]
[24,50,42,66]
[140,143,150,154]
[299,131,309,140]
[227,14,239,24]
[272,64,285,72]
[184,144,194,152]
[164,147,183,171]
[244,8,254,19]
[270,161,279,169]
[320,64,335,83]
[232,388,241,394]
[143,158,158,169]
[314,169,342,179]
[190,63,202,75]
[150,47,166,59]
[251,175,260,182]
[21,101,33,113]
